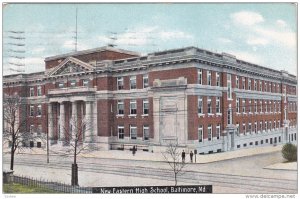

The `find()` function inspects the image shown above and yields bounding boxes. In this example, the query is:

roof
[44,46,140,62]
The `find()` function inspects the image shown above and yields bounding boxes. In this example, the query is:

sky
[2,3,297,75]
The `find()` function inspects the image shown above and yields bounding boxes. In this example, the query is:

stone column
[59,102,65,142]
[71,101,77,141]
[48,103,54,144]
[85,101,93,142]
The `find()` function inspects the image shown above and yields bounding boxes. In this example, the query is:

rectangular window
[37,124,42,135]
[207,97,212,114]
[265,101,268,113]
[58,82,64,88]
[70,80,76,87]
[208,125,212,141]
[254,80,257,90]
[216,72,220,86]
[130,76,137,89]
[227,74,232,99]
[117,77,124,90]
[37,86,42,96]
[30,87,34,97]
[37,105,42,116]
[249,100,252,113]
[143,99,149,115]
[118,125,124,139]
[198,69,202,84]
[260,121,263,133]
[264,121,267,132]
[207,71,212,86]
[248,123,252,133]
[269,83,271,92]
[117,100,124,115]
[130,100,137,115]
[236,124,240,135]
[83,79,89,86]
[227,104,232,125]
[30,105,34,116]
[243,123,246,134]
[248,78,251,90]
[198,96,203,114]
[264,82,267,92]
[259,81,262,91]
[130,125,137,139]
[143,125,149,140]
[255,122,257,134]
[236,76,239,88]
[236,98,240,113]
[30,125,34,133]
[254,100,257,113]
[260,100,263,112]
[216,97,221,113]
[198,125,203,142]
[216,124,221,139]
[242,77,245,89]
[143,75,149,88]
[242,99,246,113]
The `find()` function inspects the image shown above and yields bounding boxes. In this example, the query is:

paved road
[3,151,297,193]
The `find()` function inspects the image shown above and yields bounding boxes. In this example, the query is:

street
[3,151,297,193]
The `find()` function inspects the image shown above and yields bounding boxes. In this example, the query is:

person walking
[181,150,186,162]
[132,145,136,156]
[190,151,193,163]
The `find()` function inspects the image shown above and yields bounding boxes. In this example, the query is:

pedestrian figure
[190,151,193,163]
[132,145,136,156]
[181,150,185,162]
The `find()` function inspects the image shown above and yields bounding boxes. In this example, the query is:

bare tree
[3,90,45,171]
[59,115,98,186]
[162,143,187,186]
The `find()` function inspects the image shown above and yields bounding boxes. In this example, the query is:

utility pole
[75,7,78,52]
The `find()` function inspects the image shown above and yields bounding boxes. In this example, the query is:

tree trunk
[72,141,78,186]
[174,173,177,186]
[10,139,15,171]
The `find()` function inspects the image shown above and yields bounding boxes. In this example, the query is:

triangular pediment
[48,57,94,76]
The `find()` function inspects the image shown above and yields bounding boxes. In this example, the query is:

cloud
[217,37,233,44]
[276,19,287,28]
[159,30,193,41]
[31,47,45,54]
[230,11,264,26]
[228,51,262,64]
[246,37,269,46]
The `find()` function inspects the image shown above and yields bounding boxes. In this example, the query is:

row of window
[30,86,42,97]
[198,124,221,142]
[29,124,42,134]
[118,125,149,140]
[237,136,282,149]
[236,98,284,114]
[197,96,221,114]
[117,99,149,115]
[197,69,296,94]
[30,105,42,116]
[236,120,281,135]
[288,102,297,112]
[117,75,149,90]
[58,79,89,88]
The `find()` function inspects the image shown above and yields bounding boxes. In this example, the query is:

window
[198,96,203,114]
[249,100,252,113]
[236,124,240,135]
[198,69,202,84]
[207,97,212,114]
[143,125,149,140]
[243,123,246,134]
[236,76,239,88]
[274,121,276,129]
[216,124,221,139]
[83,79,89,86]
[269,121,272,131]
[207,71,212,86]
[130,125,137,139]
[37,105,42,116]
[242,77,245,89]
[117,77,124,90]
[70,80,76,87]
[37,124,42,135]
[260,121,263,133]
[248,123,252,133]
[130,100,137,115]
[30,105,34,116]
[30,87,34,97]
[254,100,257,113]
[216,97,221,113]
[260,100,263,113]
[208,125,212,141]
[264,121,267,132]
[254,80,257,90]
[198,125,203,142]
[37,86,42,96]
[227,74,232,99]
[254,122,257,134]
[118,126,124,139]
[264,82,267,92]
[265,101,268,113]
[143,99,149,115]
[242,99,246,113]
[227,104,232,125]
[259,81,262,91]
[30,125,34,133]
[143,75,149,88]
[130,76,137,89]
[236,98,240,113]
[216,72,221,86]
[248,78,251,90]
[269,83,271,92]
[117,100,124,115]
[58,82,64,88]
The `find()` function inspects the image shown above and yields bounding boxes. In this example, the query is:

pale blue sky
[3,3,297,75]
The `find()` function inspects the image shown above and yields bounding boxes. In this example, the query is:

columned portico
[84,101,93,142]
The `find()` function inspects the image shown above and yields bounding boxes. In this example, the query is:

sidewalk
[4,145,283,164]
[264,162,297,171]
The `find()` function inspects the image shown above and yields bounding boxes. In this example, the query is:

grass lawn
[3,183,60,193]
